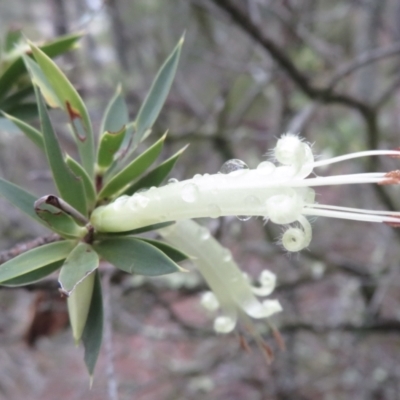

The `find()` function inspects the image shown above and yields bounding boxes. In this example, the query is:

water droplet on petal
[219,159,249,175]
[128,193,150,209]
[207,203,221,218]
[198,226,211,241]
[168,178,179,185]
[244,195,261,207]
[256,161,275,175]
[236,215,252,221]
[181,183,200,203]
[193,174,202,181]
[222,249,232,262]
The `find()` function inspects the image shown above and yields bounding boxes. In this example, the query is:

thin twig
[102,270,119,400]
[0,234,61,265]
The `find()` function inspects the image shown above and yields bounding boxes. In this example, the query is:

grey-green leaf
[1,260,63,287]
[124,144,188,195]
[98,133,166,200]
[93,237,182,276]
[35,86,87,216]
[82,271,103,377]
[59,243,99,295]
[136,239,189,263]
[132,36,184,149]
[0,241,76,283]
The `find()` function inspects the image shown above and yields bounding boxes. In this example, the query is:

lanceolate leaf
[97,126,126,171]
[34,196,87,239]
[1,260,63,287]
[0,177,47,227]
[59,243,99,296]
[136,239,189,263]
[0,32,81,103]
[93,237,182,276]
[94,222,175,238]
[36,87,87,216]
[124,144,188,195]
[82,271,103,377]
[0,241,76,283]
[2,112,44,150]
[132,36,183,150]
[65,156,96,212]
[67,271,95,343]
[29,42,95,177]
[98,133,166,200]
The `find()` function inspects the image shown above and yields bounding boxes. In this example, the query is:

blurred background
[1,0,400,399]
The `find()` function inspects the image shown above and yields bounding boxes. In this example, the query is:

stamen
[379,170,400,185]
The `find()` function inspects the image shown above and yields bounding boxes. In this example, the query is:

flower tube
[91,134,400,251]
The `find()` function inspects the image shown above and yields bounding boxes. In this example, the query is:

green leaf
[99,85,129,136]
[98,133,166,200]
[132,36,183,149]
[82,271,103,377]
[0,177,47,226]
[2,111,44,150]
[35,87,87,216]
[0,241,76,283]
[0,85,34,110]
[97,126,126,171]
[4,29,23,52]
[2,103,38,120]
[124,144,188,195]
[29,41,95,177]
[65,156,96,212]
[0,33,81,103]
[94,222,175,239]
[136,239,189,263]
[1,260,63,287]
[67,270,95,343]
[93,237,182,276]
[34,195,87,239]
[23,55,61,107]
[59,243,99,295]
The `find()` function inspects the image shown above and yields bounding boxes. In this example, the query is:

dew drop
[207,203,221,218]
[167,178,179,185]
[222,249,232,262]
[244,195,261,207]
[193,174,202,181]
[236,215,252,221]
[128,193,150,209]
[181,183,200,203]
[198,226,211,241]
[256,161,275,175]
[219,159,249,175]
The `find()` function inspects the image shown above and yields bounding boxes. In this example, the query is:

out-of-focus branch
[0,234,61,265]
[280,320,400,334]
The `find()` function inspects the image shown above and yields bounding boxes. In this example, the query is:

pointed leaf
[2,111,44,150]
[98,133,166,200]
[67,271,95,342]
[0,32,81,103]
[0,177,47,226]
[65,156,96,211]
[1,260,63,287]
[82,271,103,377]
[29,41,95,177]
[137,239,189,263]
[35,87,87,216]
[97,126,126,171]
[59,243,99,295]
[4,29,23,52]
[0,241,76,283]
[23,55,61,107]
[3,103,38,120]
[124,144,188,195]
[132,36,183,149]
[99,85,129,136]
[95,222,175,238]
[0,86,34,110]
[35,196,87,239]
[93,237,182,276]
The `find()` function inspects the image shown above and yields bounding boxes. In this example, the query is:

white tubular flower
[91,133,400,251]
[158,219,282,334]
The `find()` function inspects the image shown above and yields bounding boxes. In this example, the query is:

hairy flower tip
[274,133,314,176]
[379,170,400,185]
[281,216,312,252]
[159,220,282,335]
